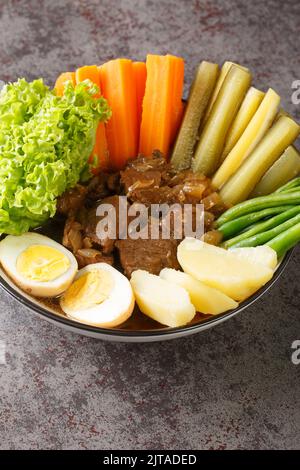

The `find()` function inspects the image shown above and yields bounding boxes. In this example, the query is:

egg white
[0,232,78,297]
[60,263,135,328]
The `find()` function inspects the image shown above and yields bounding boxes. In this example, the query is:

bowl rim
[0,248,293,339]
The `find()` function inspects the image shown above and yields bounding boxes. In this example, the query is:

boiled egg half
[0,232,78,297]
[60,263,135,328]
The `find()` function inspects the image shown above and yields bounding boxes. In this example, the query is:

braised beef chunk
[116,238,180,277]
[86,175,109,202]
[120,154,166,197]
[116,209,180,277]
[85,172,119,203]
[129,185,185,205]
[61,151,224,278]
[57,185,87,216]
[62,214,115,268]
[120,152,172,199]
[81,195,129,254]
[120,168,162,195]
[120,154,219,208]
[127,181,221,209]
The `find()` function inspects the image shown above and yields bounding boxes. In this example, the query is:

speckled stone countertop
[0,0,300,450]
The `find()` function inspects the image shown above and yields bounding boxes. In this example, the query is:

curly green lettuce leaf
[0,78,111,235]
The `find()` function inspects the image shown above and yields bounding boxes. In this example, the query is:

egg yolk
[61,269,114,312]
[17,245,70,282]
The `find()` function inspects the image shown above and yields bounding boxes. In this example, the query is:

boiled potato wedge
[229,246,277,270]
[177,239,273,302]
[160,268,238,315]
[130,270,196,327]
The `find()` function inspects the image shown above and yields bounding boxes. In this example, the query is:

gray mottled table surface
[0,0,300,450]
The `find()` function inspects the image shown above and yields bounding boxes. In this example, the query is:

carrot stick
[100,58,138,170]
[76,65,109,173]
[139,54,184,159]
[133,61,147,130]
[89,123,109,173]
[54,72,76,96]
[75,65,101,98]
[170,56,185,144]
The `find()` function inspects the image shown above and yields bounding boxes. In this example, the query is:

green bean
[228,212,300,248]
[217,192,300,226]
[217,206,295,239]
[266,222,300,257]
[223,206,300,248]
[277,187,300,194]
[274,176,300,193]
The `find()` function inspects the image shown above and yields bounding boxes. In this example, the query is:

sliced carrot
[139,54,184,159]
[133,61,147,129]
[89,123,109,173]
[75,65,101,98]
[76,65,109,172]
[54,72,76,96]
[170,57,185,144]
[100,58,138,170]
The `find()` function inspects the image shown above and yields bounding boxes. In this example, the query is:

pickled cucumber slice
[251,146,300,197]
[202,61,249,127]
[192,65,251,176]
[219,116,300,205]
[220,87,265,162]
[171,61,219,170]
[212,88,280,189]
